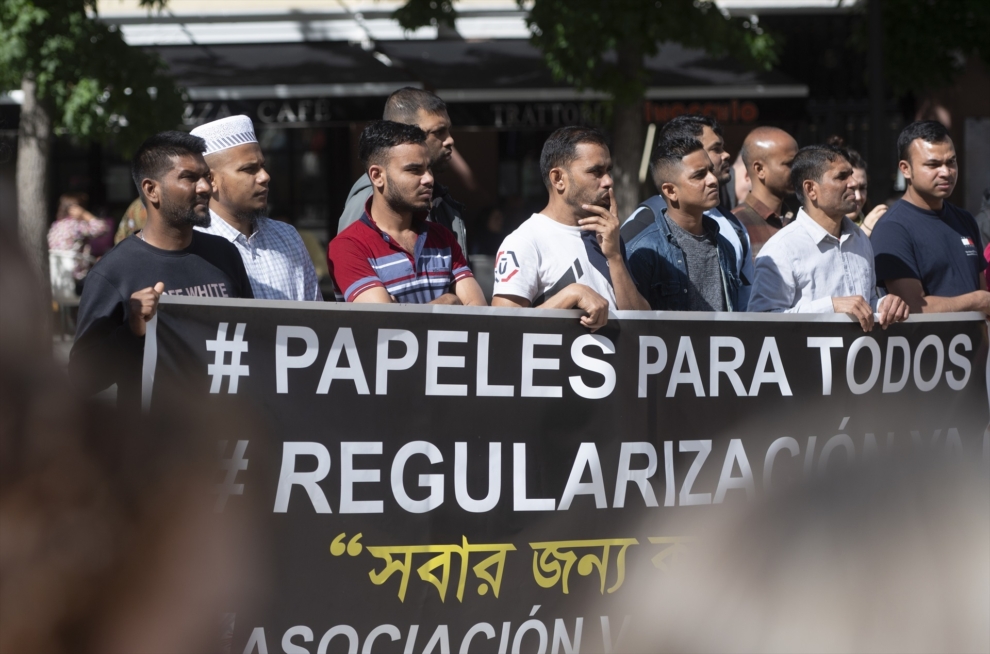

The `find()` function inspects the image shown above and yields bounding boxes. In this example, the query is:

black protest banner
[144,298,989,654]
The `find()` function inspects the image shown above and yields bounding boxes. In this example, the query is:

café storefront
[161,37,810,250]
[9,38,816,254]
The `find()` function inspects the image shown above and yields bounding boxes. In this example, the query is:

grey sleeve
[337,185,373,236]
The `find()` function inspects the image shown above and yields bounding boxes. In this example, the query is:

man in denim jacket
[626,137,741,311]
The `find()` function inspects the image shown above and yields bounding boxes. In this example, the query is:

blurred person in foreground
[328,121,485,305]
[625,137,742,312]
[69,131,253,409]
[337,88,467,254]
[611,455,990,653]
[622,115,754,309]
[825,135,889,237]
[749,145,909,332]
[192,115,322,301]
[492,126,649,330]
[871,121,989,315]
[47,193,112,296]
[733,126,800,257]
[0,238,267,654]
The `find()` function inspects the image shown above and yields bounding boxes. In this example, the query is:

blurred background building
[1,0,988,255]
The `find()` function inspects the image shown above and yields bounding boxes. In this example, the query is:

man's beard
[217,178,266,224]
[385,181,432,215]
[231,206,265,224]
[160,190,210,228]
[570,186,609,213]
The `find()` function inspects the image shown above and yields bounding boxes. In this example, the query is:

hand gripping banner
[143,298,989,654]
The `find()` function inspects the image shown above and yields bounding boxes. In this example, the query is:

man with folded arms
[492,126,648,330]
[749,145,909,332]
[191,115,322,301]
[328,121,485,305]
[871,120,989,315]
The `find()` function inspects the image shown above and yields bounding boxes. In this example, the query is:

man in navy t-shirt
[871,120,989,315]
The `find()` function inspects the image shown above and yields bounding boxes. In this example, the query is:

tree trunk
[611,47,646,221]
[17,73,51,287]
[612,100,645,220]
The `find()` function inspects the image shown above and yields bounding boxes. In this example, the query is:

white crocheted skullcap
[190,115,258,155]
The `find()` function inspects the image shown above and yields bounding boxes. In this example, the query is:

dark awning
[149,39,807,103]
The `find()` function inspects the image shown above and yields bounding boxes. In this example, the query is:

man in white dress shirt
[191,115,322,301]
[749,144,909,332]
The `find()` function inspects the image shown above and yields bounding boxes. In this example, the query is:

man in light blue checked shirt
[748,144,908,332]
[191,115,322,301]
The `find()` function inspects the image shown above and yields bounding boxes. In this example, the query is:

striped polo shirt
[328,201,473,303]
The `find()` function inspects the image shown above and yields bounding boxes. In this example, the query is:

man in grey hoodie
[337,88,467,254]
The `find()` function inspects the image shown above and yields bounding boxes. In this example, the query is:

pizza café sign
[183,97,761,129]
[183,99,334,126]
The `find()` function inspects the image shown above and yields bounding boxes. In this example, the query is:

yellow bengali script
[529,538,639,594]
[329,533,690,601]
[330,533,515,603]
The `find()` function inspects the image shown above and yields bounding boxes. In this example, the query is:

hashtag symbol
[216,440,249,513]
[206,322,249,393]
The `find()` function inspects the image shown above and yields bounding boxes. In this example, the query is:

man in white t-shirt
[492,126,649,329]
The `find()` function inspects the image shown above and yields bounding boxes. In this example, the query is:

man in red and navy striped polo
[328,121,486,305]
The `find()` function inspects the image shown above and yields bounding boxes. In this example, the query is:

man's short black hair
[383,87,448,123]
[358,120,428,169]
[897,120,951,162]
[657,114,724,142]
[790,144,848,205]
[131,131,206,196]
[539,126,609,189]
[650,136,706,196]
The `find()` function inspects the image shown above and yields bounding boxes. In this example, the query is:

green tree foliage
[393,0,777,104]
[393,0,778,213]
[523,0,776,104]
[861,0,990,95]
[0,0,184,154]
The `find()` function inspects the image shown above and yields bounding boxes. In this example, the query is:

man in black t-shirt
[70,131,253,408]
[871,121,989,315]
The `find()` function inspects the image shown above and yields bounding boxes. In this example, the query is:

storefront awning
[150,39,807,104]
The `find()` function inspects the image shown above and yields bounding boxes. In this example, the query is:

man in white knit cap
[191,115,322,301]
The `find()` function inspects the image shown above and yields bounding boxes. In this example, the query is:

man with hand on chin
[626,137,741,312]
[328,121,485,305]
[69,131,252,408]
[192,115,321,301]
[749,145,909,332]
[492,126,648,331]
